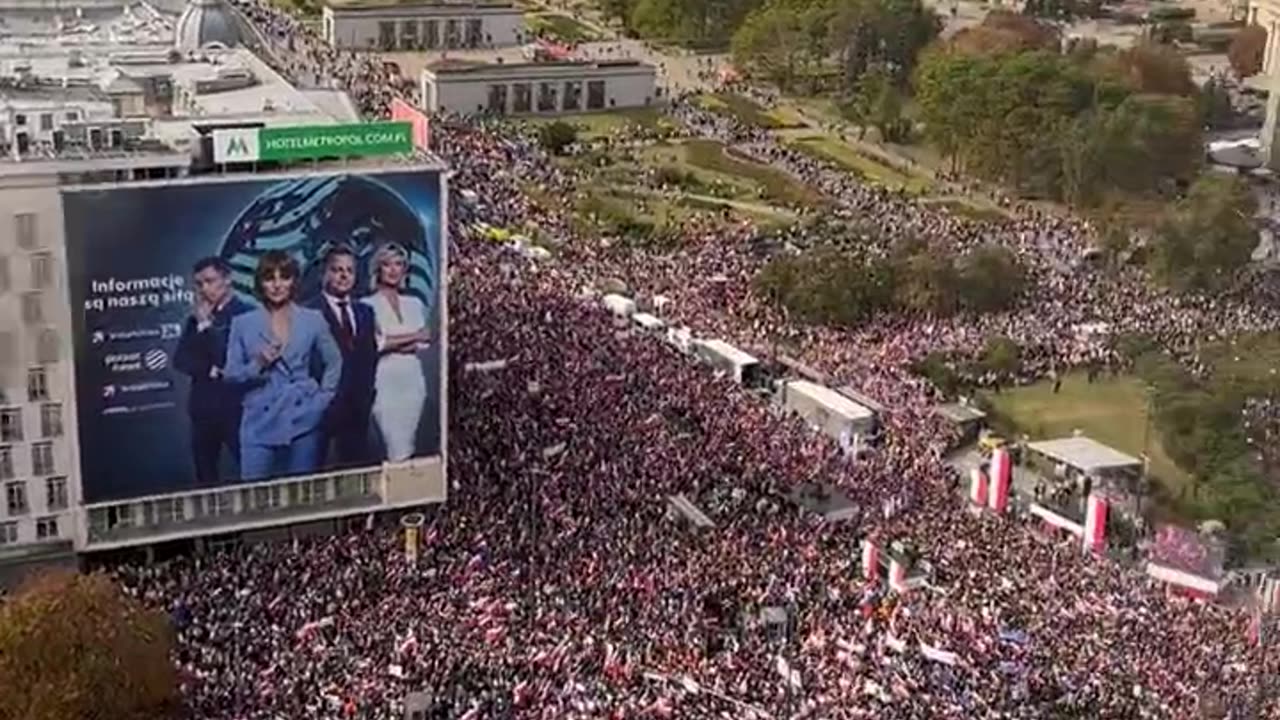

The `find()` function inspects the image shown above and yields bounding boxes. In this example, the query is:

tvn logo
[212,128,261,163]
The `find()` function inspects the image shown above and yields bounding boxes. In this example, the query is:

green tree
[0,571,178,720]
[947,11,1060,56]
[979,335,1022,377]
[1098,94,1201,194]
[1090,43,1195,97]
[827,0,940,89]
[913,49,996,170]
[856,66,910,142]
[957,243,1025,311]
[1150,174,1258,292]
[538,121,578,155]
[891,238,960,314]
[731,1,817,90]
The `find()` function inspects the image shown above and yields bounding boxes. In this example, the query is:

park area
[983,373,1189,512]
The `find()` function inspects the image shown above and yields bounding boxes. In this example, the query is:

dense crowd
[113,4,1280,718]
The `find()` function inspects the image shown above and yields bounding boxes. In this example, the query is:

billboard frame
[61,162,450,550]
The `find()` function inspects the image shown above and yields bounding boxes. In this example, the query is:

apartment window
[6,481,28,515]
[65,111,78,122]
[0,255,9,293]
[39,113,52,131]
[14,213,37,249]
[21,291,42,325]
[0,521,15,544]
[31,442,54,476]
[14,114,26,126]
[0,408,22,442]
[27,366,47,401]
[45,476,67,511]
[40,404,61,438]
[424,19,439,48]
[30,252,53,289]
[36,328,59,364]
[35,516,58,539]
[0,446,12,480]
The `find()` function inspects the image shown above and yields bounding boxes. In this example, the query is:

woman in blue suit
[225,250,343,481]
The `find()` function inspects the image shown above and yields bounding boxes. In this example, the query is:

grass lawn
[527,109,666,140]
[921,197,1010,223]
[524,12,601,42]
[682,139,827,208]
[697,93,807,130]
[789,136,933,194]
[983,373,1191,501]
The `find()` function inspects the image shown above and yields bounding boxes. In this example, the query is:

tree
[0,571,178,720]
[1090,43,1196,97]
[731,1,817,90]
[856,66,910,142]
[1228,24,1267,78]
[891,238,960,314]
[1098,94,1202,193]
[957,243,1025,311]
[827,0,940,89]
[538,121,578,155]
[979,335,1022,377]
[946,11,1060,56]
[1151,174,1258,292]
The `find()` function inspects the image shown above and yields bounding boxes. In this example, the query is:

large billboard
[64,169,445,504]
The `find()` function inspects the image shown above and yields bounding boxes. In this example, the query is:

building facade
[321,1,523,51]
[421,60,657,115]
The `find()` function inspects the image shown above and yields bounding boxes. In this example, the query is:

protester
[114,7,1280,718]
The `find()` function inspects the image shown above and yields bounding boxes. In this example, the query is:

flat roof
[935,402,987,424]
[425,59,654,77]
[1027,437,1141,472]
[698,339,758,366]
[786,380,875,421]
[325,0,516,11]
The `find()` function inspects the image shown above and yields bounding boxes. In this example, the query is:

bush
[538,121,578,155]
[1146,6,1195,22]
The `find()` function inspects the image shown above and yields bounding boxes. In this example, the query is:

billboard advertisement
[64,169,445,504]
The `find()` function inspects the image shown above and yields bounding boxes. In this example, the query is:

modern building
[321,0,524,50]
[420,59,657,115]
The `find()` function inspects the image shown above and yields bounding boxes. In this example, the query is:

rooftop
[425,59,652,75]
[325,0,514,9]
[786,380,875,421]
[1027,436,1142,473]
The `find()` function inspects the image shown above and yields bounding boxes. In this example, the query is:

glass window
[14,114,26,126]
[0,408,22,442]
[563,81,583,111]
[36,329,58,364]
[30,252,53,289]
[31,441,54,476]
[21,291,42,325]
[36,516,58,539]
[14,213,37,249]
[424,20,439,48]
[45,476,67,511]
[6,481,28,515]
[40,404,61,438]
[0,521,16,544]
[587,81,606,110]
[537,82,557,112]
[65,111,78,122]
[39,113,52,131]
[0,446,12,480]
[27,367,47,401]
[513,83,531,113]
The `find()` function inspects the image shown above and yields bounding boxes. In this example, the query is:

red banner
[391,98,430,151]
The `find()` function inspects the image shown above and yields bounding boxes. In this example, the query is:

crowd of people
[111,3,1280,718]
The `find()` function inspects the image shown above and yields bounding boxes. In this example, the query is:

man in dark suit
[312,245,378,467]
[174,257,252,485]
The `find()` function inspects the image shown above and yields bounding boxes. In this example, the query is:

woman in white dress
[363,243,431,462]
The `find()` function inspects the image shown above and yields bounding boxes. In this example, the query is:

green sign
[256,122,413,161]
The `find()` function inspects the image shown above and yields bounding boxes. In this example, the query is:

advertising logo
[144,348,169,371]
[212,128,261,163]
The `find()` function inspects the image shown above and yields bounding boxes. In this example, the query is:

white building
[321,0,524,50]
[421,59,657,115]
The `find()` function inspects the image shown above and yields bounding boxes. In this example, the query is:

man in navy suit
[174,257,252,485]
[313,245,378,467]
